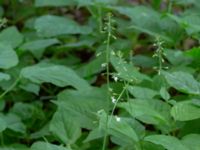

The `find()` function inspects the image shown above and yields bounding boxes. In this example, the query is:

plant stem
[0,77,20,100]
[0,133,4,146]
[168,0,173,13]
[108,87,126,124]
[102,12,112,150]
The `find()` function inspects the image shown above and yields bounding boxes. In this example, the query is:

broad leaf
[0,117,6,132]
[55,87,108,129]
[98,110,140,144]
[1,113,26,134]
[181,134,200,150]
[50,110,81,145]
[31,142,69,150]
[144,135,189,150]
[163,71,200,95]
[0,43,19,69]
[21,63,90,90]
[0,26,23,48]
[0,72,10,81]
[128,86,158,99]
[171,101,200,121]
[111,55,151,83]
[119,99,170,125]
[35,0,75,7]
[35,15,92,37]
[20,38,60,58]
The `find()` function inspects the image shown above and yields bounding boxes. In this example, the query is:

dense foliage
[0,0,200,150]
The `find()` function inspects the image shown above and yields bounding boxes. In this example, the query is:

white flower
[97,109,104,114]
[96,52,102,57]
[111,96,116,104]
[101,63,107,68]
[113,76,118,82]
[115,116,121,122]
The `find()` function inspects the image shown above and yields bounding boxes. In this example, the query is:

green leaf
[35,15,92,37]
[31,142,69,150]
[19,83,40,95]
[168,13,200,35]
[1,113,26,134]
[113,6,180,42]
[50,110,81,145]
[192,99,200,107]
[159,87,170,101]
[144,135,189,150]
[111,55,151,83]
[0,26,23,48]
[21,63,90,90]
[181,134,200,150]
[35,0,117,7]
[163,71,200,95]
[0,43,19,69]
[98,110,139,144]
[55,87,107,129]
[119,99,170,125]
[77,53,106,78]
[0,117,6,132]
[20,38,60,58]
[11,102,44,120]
[128,86,158,99]
[35,0,75,7]
[0,72,10,81]
[171,101,200,121]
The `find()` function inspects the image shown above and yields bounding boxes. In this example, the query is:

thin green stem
[97,5,103,33]
[1,133,4,146]
[168,0,173,13]
[108,87,126,124]
[0,77,20,100]
[102,12,112,150]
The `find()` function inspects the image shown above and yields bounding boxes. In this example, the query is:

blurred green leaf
[163,71,200,95]
[50,110,81,145]
[31,142,69,150]
[35,15,92,37]
[0,43,19,69]
[171,101,200,121]
[144,135,189,150]
[0,26,23,48]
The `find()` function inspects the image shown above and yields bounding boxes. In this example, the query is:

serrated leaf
[35,15,92,37]
[21,63,90,90]
[144,135,189,150]
[163,71,200,95]
[0,43,19,69]
[171,101,200,121]
[0,26,23,48]
[50,110,81,145]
